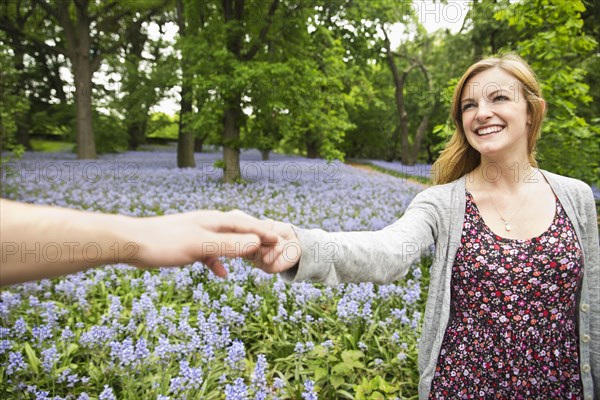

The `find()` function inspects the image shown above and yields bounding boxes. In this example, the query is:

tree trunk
[223,102,241,183]
[177,84,196,167]
[409,101,438,165]
[194,137,204,153]
[12,45,32,150]
[73,54,96,159]
[220,0,279,182]
[127,119,147,150]
[387,125,401,161]
[306,131,320,159]
[407,65,437,165]
[383,30,410,164]
[15,116,31,150]
[261,149,270,161]
[176,0,195,168]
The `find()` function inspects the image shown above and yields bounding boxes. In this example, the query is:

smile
[476,125,504,136]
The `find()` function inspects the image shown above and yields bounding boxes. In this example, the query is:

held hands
[129,210,300,277]
[253,220,301,274]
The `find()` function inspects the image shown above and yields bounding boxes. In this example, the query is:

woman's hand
[252,220,302,274]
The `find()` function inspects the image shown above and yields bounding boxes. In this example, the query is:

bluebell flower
[99,385,117,400]
[302,379,317,400]
[12,317,27,338]
[80,325,116,349]
[169,377,186,394]
[250,354,268,398]
[58,325,74,342]
[110,337,135,368]
[135,338,150,363]
[179,359,204,390]
[7,351,26,375]
[226,340,246,370]
[41,344,59,372]
[31,324,53,347]
[224,377,248,400]
[294,342,305,355]
[273,377,285,390]
[0,339,12,355]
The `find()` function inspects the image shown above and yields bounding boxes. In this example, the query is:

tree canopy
[1,0,597,185]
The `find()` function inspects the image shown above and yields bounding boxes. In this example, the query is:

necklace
[488,179,533,232]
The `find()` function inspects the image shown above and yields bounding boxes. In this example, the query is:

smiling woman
[253,53,599,399]
[433,54,547,185]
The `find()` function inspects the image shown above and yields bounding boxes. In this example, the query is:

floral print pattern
[429,190,584,399]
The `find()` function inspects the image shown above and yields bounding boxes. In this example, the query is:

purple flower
[177,360,204,390]
[302,379,317,400]
[224,377,248,400]
[251,354,268,399]
[0,339,12,355]
[12,317,27,338]
[226,340,246,370]
[7,351,26,375]
[41,344,59,372]
[99,385,116,400]
[31,324,53,346]
[61,326,75,342]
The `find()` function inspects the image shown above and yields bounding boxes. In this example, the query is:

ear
[539,98,547,115]
[528,98,546,124]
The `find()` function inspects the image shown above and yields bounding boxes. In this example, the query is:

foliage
[2,0,599,183]
[93,111,129,154]
[495,0,599,185]
[1,151,427,399]
[0,34,26,160]
[147,113,179,140]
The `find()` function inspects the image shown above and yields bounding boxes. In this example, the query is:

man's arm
[0,199,277,286]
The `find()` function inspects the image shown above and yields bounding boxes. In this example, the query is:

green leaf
[314,367,328,382]
[332,362,354,375]
[331,374,345,389]
[341,350,364,363]
[23,344,39,375]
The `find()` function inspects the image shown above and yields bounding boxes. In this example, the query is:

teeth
[477,126,504,135]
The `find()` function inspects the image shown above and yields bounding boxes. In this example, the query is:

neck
[470,157,536,192]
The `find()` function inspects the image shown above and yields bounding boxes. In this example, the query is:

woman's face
[460,67,531,163]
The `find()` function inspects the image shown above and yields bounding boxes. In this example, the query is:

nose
[475,100,493,121]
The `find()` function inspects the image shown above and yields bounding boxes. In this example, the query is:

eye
[461,102,475,111]
[493,95,509,102]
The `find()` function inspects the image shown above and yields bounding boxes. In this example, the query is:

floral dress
[429,190,584,399]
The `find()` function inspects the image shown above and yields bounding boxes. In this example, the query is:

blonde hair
[432,53,546,184]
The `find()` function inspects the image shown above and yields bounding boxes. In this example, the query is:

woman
[256,54,599,399]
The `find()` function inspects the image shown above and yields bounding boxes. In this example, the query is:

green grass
[30,139,75,153]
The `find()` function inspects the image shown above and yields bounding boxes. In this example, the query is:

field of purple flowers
[1,150,427,399]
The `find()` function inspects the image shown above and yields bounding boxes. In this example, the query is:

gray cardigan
[284,170,599,400]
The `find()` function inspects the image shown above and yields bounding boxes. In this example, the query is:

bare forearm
[1,199,135,286]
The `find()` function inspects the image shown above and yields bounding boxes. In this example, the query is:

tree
[22,1,166,159]
[496,0,599,184]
